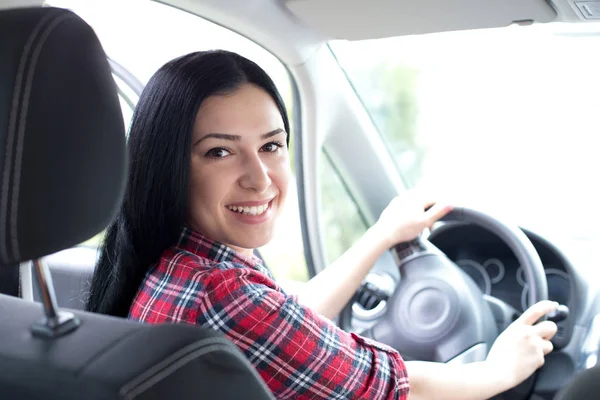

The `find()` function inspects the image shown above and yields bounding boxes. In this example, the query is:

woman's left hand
[485,300,558,389]
[371,190,453,248]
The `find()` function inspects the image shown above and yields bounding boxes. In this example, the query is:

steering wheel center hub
[399,278,460,342]
[410,287,451,328]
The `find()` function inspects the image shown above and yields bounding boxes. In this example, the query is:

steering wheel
[342,206,548,367]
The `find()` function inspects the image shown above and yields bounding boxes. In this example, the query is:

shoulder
[150,248,282,306]
[201,262,282,301]
[130,249,225,323]
[158,246,213,272]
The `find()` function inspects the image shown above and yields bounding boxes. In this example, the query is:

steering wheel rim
[341,206,548,366]
[440,207,548,307]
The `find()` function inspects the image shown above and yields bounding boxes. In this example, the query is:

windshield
[330,23,600,240]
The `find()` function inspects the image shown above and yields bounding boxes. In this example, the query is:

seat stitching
[0,11,54,264]
[119,337,267,399]
[10,12,74,262]
[119,337,230,395]
[126,344,258,400]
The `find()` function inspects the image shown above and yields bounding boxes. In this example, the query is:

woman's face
[188,83,290,256]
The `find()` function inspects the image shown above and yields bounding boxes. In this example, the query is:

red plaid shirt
[129,227,410,399]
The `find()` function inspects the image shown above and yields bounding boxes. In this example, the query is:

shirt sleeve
[196,265,410,400]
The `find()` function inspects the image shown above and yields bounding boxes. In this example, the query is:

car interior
[1,0,600,399]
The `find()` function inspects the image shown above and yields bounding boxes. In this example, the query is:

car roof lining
[3,0,595,67]
[157,0,325,67]
[156,0,596,65]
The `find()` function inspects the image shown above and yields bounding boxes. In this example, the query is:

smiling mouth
[226,200,272,216]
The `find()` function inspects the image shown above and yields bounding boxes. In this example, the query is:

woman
[87,50,558,399]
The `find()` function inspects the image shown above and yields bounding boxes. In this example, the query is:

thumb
[424,203,453,225]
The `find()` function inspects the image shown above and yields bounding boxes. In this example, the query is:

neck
[229,244,255,259]
[184,224,256,259]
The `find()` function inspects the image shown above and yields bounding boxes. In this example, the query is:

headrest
[0,7,126,265]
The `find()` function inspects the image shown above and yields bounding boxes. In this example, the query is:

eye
[261,141,284,153]
[205,147,231,158]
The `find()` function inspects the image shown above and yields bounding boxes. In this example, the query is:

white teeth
[227,202,270,216]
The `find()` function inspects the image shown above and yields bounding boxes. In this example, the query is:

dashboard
[429,224,573,314]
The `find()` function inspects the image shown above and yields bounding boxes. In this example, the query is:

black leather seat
[0,265,19,297]
[554,364,600,400]
[0,7,274,400]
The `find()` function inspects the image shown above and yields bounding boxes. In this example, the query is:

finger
[540,338,554,356]
[517,300,559,325]
[532,320,558,340]
[424,203,453,224]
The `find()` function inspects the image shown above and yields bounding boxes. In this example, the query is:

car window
[330,22,600,239]
[320,151,368,263]
[116,95,133,132]
[47,0,308,283]
[112,74,137,132]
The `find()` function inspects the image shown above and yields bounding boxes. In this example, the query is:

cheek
[189,159,205,195]
[189,160,227,211]
[271,156,292,199]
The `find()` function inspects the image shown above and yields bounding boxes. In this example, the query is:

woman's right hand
[372,190,452,249]
[485,300,559,389]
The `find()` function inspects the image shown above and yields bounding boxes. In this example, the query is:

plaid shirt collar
[175,226,272,277]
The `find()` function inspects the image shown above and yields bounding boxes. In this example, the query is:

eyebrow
[193,128,285,146]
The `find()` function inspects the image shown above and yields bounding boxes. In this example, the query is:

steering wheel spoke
[484,294,521,332]
[364,245,499,362]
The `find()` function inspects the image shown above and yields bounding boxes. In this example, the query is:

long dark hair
[86,50,290,317]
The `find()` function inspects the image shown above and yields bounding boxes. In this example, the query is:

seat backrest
[0,6,274,399]
[0,293,275,400]
[32,247,96,310]
[1,244,96,310]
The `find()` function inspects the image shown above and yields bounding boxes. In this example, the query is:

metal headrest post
[30,259,80,338]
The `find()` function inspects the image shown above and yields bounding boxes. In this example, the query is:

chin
[235,237,270,251]
[229,232,272,251]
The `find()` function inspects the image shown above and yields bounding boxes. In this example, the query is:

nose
[239,153,271,193]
